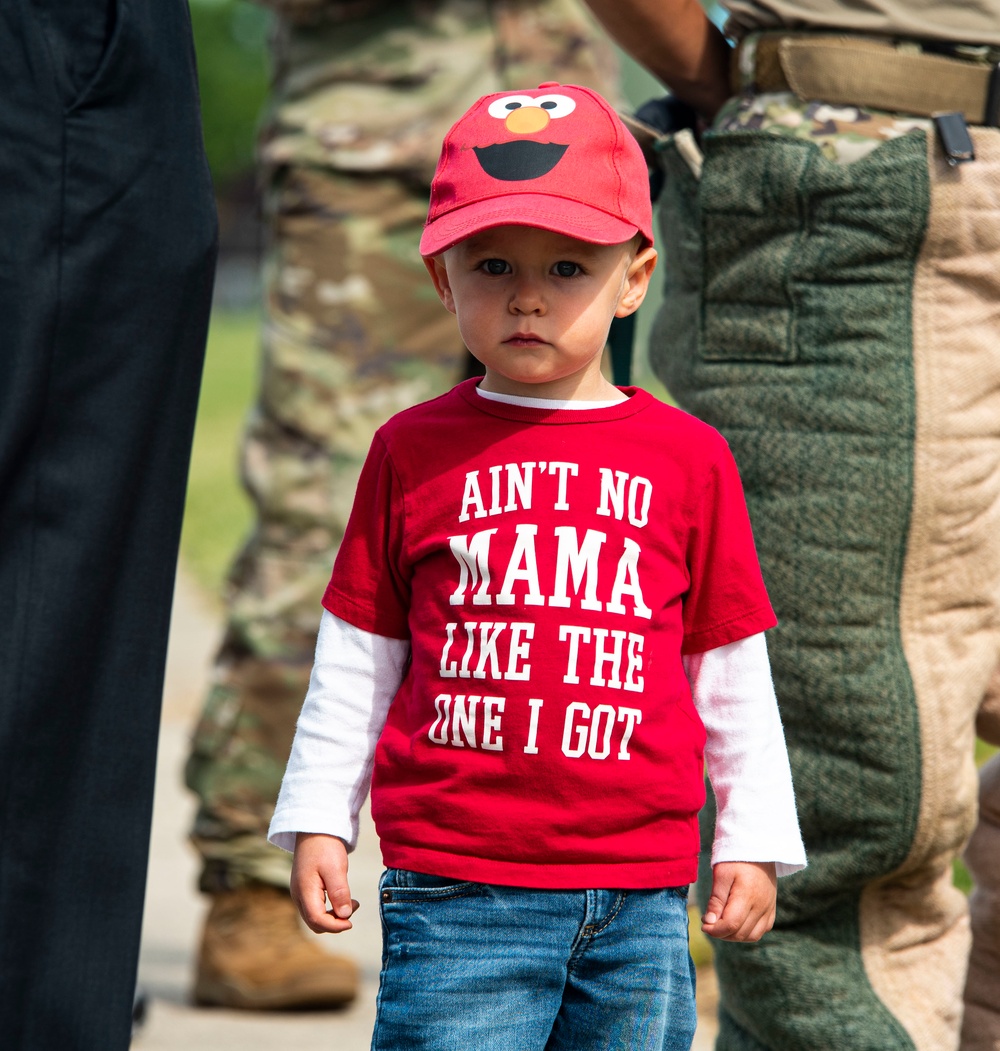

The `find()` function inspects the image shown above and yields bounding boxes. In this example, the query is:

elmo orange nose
[505,106,551,134]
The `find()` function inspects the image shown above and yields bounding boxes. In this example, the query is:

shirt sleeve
[683,632,806,877]
[682,446,777,654]
[323,431,411,639]
[268,610,410,853]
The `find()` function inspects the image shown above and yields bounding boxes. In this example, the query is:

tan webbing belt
[739,35,997,124]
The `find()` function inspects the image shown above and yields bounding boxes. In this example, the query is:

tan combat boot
[193,883,359,1009]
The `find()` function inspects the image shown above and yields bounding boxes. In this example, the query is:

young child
[269,83,806,1050]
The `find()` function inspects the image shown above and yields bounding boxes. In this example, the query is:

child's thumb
[702,866,736,927]
[702,892,726,926]
[328,882,358,920]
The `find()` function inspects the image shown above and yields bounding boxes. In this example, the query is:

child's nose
[505,106,550,135]
[509,282,545,313]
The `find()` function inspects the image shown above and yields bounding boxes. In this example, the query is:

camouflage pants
[184,0,618,892]
[654,90,1000,1051]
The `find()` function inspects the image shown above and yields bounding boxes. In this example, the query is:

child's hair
[419,83,654,258]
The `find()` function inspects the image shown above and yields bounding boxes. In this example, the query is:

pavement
[133,569,720,1049]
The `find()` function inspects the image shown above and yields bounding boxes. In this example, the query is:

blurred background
[134,3,997,1047]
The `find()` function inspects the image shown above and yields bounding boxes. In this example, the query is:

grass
[179,309,260,599]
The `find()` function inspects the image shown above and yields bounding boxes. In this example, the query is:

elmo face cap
[419,83,654,257]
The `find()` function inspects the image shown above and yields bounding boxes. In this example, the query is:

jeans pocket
[379,867,487,903]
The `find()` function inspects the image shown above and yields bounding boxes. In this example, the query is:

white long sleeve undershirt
[683,634,805,876]
[269,611,806,876]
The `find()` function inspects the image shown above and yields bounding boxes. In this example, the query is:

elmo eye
[532,94,576,118]
[488,95,539,119]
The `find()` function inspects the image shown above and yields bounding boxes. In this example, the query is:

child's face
[426,226,656,400]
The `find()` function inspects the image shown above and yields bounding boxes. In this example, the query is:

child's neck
[478,372,625,404]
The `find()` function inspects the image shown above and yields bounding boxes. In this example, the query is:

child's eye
[553,261,582,277]
[480,259,510,275]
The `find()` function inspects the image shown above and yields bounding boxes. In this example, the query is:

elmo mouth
[473,141,568,181]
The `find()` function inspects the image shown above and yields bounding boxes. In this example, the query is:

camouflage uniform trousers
[184,0,619,893]
[652,46,1000,1051]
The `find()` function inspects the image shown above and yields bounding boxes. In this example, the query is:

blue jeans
[372,869,697,1051]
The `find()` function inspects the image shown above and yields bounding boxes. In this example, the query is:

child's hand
[701,861,777,942]
[290,832,360,934]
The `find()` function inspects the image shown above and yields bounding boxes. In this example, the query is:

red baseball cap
[419,83,654,257]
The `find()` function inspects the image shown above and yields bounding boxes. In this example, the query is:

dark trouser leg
[0,1,216,1047]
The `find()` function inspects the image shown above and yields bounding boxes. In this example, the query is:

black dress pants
[0,2,217,1047]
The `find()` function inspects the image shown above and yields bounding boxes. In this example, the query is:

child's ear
[615,246,658,318]
[424,255,457,315]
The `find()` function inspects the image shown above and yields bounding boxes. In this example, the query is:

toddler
[269,83,806,1051]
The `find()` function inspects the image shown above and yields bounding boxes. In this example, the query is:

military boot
[193,883,359,1009]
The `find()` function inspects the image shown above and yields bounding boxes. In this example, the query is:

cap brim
[419,193,643,256]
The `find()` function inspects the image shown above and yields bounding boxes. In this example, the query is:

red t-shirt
[324,380,776,888]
